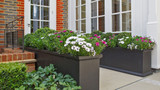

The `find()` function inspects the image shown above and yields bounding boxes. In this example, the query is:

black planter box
[100,47,153,77]
[25,47,102,90]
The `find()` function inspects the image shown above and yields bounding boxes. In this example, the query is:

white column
[68,0,76,31]
[147,0,160,69]
[132,0,148,36]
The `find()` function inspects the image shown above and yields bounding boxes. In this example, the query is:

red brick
[8,54,13,61]
[0,55,2,62]
[2,54,7,62]
[13,54,18,61]
[17,53,22,60]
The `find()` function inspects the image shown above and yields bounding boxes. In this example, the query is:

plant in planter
[100,34,155,77]
[24,29,106,90]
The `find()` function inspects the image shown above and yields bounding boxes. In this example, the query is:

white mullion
[86,0,91,33]
[105,0,112,33]
[40,0,41,28]
[97,0,99,30]
[80,0,81,33]
[120,0,122,32]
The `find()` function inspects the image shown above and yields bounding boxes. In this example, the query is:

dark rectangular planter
[100,47,153,77]
[25,47,102,90]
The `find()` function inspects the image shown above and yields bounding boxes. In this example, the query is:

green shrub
[24,34,35,47]
[0,63,27,90]
[117,32,131,39]
[118,36,133,48]
[34,27,57,38]
[16,64,81,90]
[107,35,118,48]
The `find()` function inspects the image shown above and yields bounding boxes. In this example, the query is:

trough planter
[25,47,102,90]
[100,47,153,77]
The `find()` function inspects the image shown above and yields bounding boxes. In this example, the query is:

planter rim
[105,47,153,51]
[25,47,102,61]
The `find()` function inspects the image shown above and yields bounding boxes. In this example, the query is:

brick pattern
[57,0,68,31]
[0,0,24,47]
[0,48,35,62]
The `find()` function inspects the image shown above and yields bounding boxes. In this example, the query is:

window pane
[112,15,120,32]
[41,0,49,6]
[31,0,40,5]
[91,18,97,32]
[81,5,86,19]
[99,0,105,15]
[99,17,105,32]
[76,7,80,20]
[112,0,120,13]
[31,5,40,19]
[76,0,80,6]
[31,21,40,33]
[122,0,131,11]
[81,0,85,5]
[81,20,86,33]
[41,22,49,28]
[122,12,131,31]
[76,21,80,32]
[41,7,49,20]
[91,2,97,17]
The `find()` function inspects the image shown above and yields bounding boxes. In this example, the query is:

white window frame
[68,0,133,34]
[24,0,56,35]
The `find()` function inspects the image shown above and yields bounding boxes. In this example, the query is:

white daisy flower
[86,43,92,47]
[41,37,44,39]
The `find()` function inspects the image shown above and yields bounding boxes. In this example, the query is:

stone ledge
[0,59,37,64]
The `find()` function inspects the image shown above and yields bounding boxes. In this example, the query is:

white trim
[50,0,56,30]
[24,0,56,34]
[68,0,76,31]
[24,0,31,35]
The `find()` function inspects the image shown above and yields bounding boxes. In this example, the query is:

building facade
[0,0,160,69]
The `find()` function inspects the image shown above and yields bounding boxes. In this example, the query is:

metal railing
[4,16,24,52]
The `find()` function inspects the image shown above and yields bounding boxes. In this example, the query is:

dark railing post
[21,16,24,53]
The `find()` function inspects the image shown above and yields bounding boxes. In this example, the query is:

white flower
[103,38,106,41]
[64,44,68,47]
[71,41,76,45]
[118,38,124,41]
[86,43,92,47]
[126,37,129,39]
[75,46,80,52]
[41,37,44,39]
[66,41,70,44]
[119,41,124,44]
[93,50,96,56]
[78,42,84,45]
[85,47,90,52]
[135,45,138,49]
[82,45,86,48]
[71,46,76,50]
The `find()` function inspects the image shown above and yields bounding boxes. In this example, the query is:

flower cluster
[118,36,132,49]
[91,34,108,47]
[118,36,155,50]
[64,36,96,56]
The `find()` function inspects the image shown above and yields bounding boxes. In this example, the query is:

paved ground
[100,68,160,90]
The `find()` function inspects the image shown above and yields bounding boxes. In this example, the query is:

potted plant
[25,29,106,90]
[100,33,155,77]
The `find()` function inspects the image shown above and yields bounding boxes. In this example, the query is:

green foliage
[130,36,155,50]
[118,36,132,48]
[107,35,118,48]
[117,32,131,39]
[34,27,57,38]
[0,63,27,90]
[24,34,35,47]
[16,64,81,90]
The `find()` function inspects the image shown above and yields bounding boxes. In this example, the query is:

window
[74,0,132,33]
[31,0,50,33]
[91,0,105,32]
[112,0,131,32]
[76,0,86,33]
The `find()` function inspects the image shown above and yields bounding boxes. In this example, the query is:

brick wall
[57,0,68,31]
[0,0,24,47]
